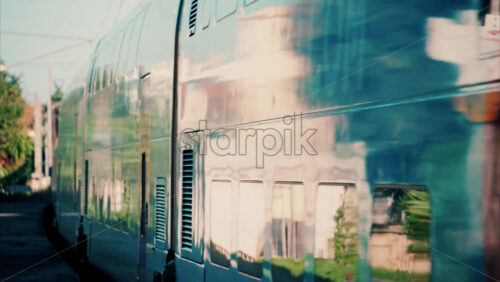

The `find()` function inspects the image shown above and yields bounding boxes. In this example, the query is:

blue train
[52,0,500,281]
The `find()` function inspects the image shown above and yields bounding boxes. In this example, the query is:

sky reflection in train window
[237,181,265,278]
[271,182,305,282]
[216,0,237,21]
[370,185,431,281]
[210,180,232,268]
[314,184,358,282]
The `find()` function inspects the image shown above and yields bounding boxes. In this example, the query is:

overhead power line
[17,62,85,66]
[6,39,94,70]
[1,31,92,41]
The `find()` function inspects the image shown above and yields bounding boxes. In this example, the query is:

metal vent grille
[155,184,167,244]
[181,149,194,249]
[84,160,89,215]
[188,0,198,37]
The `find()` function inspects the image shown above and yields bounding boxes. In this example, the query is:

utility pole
[45,68,53,177]
[32,93,43,190]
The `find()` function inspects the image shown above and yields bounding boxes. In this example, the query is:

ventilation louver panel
[188,0,198,37]
[155,184,167,244]
[84,160,89,215]
[181,149,194,249]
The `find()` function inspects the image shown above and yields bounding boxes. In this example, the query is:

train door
[139,152,149,280]
[138,62,152,279]
[134,1,180,278]
[138,66,173,280]
[72,113,79,214]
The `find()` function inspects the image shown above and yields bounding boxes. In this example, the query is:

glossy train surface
[52,0,500,281]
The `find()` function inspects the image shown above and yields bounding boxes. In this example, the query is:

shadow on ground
[0,191,114,282]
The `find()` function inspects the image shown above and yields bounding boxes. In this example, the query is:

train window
[114,28,127,81]
[201,0,213,29]
[244,0,257,6]
[84,160,89,215]
[271,182,305,282]
[121,20,134,75]
[237,181,265,278]
[216,0,237,21]
[94,68,101,93]
[370,184,431,282]
[209,180,232,268]
[124,16,142,73]
[102,65,110,88]
[314,183,358,282]
[109,33,121,83]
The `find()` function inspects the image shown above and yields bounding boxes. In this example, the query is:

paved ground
[0,193,79,282]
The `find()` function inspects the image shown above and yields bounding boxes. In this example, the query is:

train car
[52,0,500,281]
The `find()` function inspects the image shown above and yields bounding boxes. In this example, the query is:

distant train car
[52,0,500,281]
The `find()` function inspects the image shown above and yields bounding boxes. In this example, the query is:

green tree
[333,203,357,265]
[51,82,64,132]
[51,82,63,103]
[398,190,431,254]
[0,71,33,187]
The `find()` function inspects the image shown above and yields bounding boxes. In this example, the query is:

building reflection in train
[209,180,232,267]
[237,181,265,278]
[270,182,305,282]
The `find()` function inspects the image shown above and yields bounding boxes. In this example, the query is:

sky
[0,0,142,104]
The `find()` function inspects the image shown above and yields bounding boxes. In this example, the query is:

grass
[270,257,358,282]
[315,259,357,282]
[371,267,430,281]
[271,258,304,282]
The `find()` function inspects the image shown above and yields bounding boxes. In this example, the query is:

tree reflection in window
[314,183,358,282]
[370,185,431,282]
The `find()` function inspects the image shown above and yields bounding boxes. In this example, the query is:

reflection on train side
[370,185,431,281]
[271,182,305,282]
[237,181,265,278]
[314,184,358,282]
[89,176,135,233]
[209,180,232,268]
